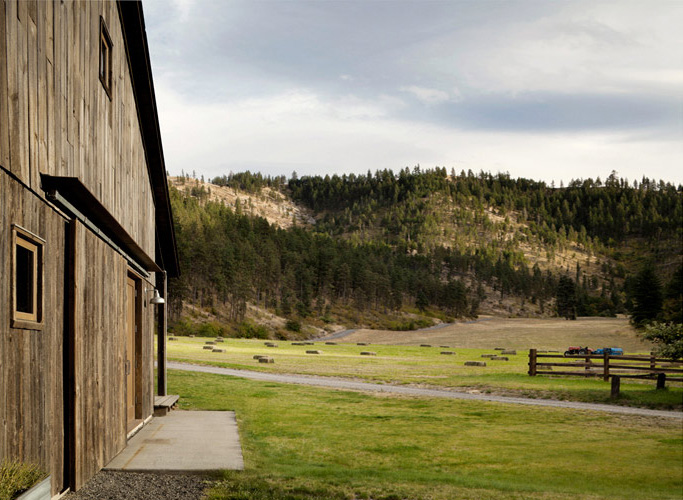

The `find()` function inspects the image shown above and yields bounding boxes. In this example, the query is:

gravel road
[168,361,683,419]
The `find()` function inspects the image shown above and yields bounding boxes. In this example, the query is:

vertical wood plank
[0,0,10,168]
[7,0,29,181]
[27,5,38,189]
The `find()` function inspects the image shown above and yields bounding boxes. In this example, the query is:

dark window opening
[11,226,43,329]
[99,17,113,98]
[15,243,34,314]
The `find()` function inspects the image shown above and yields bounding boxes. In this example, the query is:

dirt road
[168,362,681,419]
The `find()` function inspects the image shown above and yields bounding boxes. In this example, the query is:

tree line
[168,169,681,331]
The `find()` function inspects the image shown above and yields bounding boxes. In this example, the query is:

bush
[233,321,269,339]
[169,317,197,336]
[197,322,224,338]
[285,320,301,332]
[0,460,46,500]
[641,322,683,360]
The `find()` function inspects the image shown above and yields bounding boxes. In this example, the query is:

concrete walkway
[168,362,683,420]
[105,411,244,472]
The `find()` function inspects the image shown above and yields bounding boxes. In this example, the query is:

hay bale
[202,346,214,350]
[439,345,450,348]
[491,356,509,361]
[189,335,195,338]
[481,354,495,358]
[265,343,278,348]
[168,337,177,341]
[258,357,274,364]
[212,348,226,353]
[501,350,517,355]
[306,350,322,354]
[441,351,455,355]
[360,351,376,356]
[253,355,269,360]
[325,342,337,345]
[420,344,432,347]
[357,342,368,346]
[205,341,215,345]
[215,338,224,343]
[464,361,486,367]
[494,347,505,351]
[291,342,305,346]
[216,337,224,341]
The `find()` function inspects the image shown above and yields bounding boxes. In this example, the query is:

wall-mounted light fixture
[150,289,165,304]
[146,288,165,305]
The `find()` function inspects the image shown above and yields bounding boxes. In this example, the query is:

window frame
[11,225,44,330]
[99,16,113,99]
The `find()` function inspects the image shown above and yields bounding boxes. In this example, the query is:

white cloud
[399,86,458,105]
[156,83,682,184]
[147,0,683,185]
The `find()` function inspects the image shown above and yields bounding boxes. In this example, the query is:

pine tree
[630,264,663,327]
[556,275,577,320]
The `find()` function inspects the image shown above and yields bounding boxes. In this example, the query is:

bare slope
[169,176,315,228]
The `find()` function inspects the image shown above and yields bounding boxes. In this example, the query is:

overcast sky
[143,0,682,185]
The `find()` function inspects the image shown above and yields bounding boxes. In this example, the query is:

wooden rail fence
[528,349,683,385]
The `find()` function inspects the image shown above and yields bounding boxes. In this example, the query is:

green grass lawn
[169,369,683,500]
[165,337,683,410]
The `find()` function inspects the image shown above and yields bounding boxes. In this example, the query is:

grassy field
[169,369,683,500]
[165,336,683,410]
[345,316,649,350]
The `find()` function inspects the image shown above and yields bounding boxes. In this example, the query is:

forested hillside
[167,169,682,337]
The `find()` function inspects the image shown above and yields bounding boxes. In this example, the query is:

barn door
[125,276,138,430]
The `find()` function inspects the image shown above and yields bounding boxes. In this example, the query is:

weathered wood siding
[0,0,156,256]
[69,220,156,490]
[0,0,161,494]
[0,169,66,493]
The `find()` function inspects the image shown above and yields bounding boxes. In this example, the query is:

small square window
[11,225,44,330]
[99,17,113,99]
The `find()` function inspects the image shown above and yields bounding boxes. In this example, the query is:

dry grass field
[344,316,650,351]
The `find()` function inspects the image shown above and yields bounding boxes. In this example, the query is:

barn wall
[0,0,156,257]
[0,169,66,494]
[70,220,156,490]
[1,0,163,493]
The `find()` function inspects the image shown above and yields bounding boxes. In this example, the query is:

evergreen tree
[630,264,663,327]
[556,276,577,320]
[661,264,683,324]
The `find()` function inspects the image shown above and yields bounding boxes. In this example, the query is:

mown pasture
[169,369,683,500]
[165,336,682,409]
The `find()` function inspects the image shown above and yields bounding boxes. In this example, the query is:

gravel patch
[65,471,214,500]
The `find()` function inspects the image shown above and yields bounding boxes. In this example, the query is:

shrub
[285,319,301,332]
[169,317,197,336]
[197,322,223,338]
[233,321,269,339]
[0,460,47,500]
[641,322,683,360]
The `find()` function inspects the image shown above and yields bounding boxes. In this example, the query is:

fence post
[610,375,620,399]
[603,352,610,382]
[656,373,667,390]
[528,349,537,376]
[650,352,656,371]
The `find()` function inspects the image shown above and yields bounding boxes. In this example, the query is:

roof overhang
[117,0,180,277]
[41,174,162,274]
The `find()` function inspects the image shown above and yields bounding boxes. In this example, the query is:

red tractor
[564,346,594,356]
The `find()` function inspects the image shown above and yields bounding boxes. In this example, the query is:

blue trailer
[593,347,624,355]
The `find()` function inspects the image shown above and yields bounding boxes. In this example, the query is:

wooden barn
[0,0,179,496]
